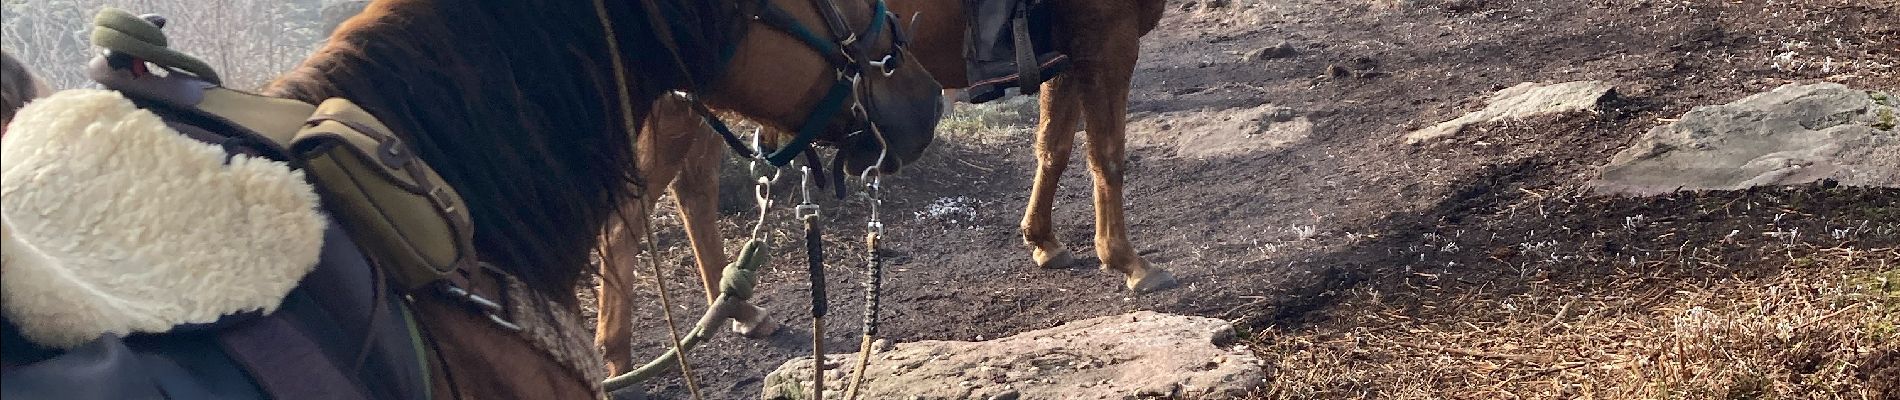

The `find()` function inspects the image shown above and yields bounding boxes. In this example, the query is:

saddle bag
[290,98,477,290]
[83,6,477,292]
[87,71,478,292]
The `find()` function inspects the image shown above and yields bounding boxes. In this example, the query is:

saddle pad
[1,89,326,348]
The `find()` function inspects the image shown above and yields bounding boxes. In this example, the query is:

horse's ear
[904,12,920,43]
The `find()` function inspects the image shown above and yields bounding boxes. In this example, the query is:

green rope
[718,239,766,299]
[600,239,770,391]
[90,7,222,85]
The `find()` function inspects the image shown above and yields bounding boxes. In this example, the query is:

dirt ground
[600,0,1900,398]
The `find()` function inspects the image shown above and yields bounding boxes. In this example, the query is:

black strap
[801,208,828,399]
[754,1,851,66]
[690,100,759,160]
[829,151,850,199]
[803,214,827,319]
[802,148,835,193]
[762,78,854,166]
[218,313,370,400]
[1010,2,1041,95]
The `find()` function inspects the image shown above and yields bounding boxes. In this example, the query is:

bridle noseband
[630,0,912,179]
[722,0,912,168]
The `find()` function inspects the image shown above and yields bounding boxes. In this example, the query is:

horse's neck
[262,0,663,297]
[894,0,974,88]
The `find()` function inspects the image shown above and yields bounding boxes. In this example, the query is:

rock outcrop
[1405,81,1619,143]
[1594,82,1899,194]
[762,311,1265,400]
[1133,103,1312,158]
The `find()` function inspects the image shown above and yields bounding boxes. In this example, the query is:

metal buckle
[796,165,821,220]
[838,32,860,52]
[437,282,523,332]
[429,186,457,213]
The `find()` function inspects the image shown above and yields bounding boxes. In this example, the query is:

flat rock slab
[1594,82,1899,194]
[761,311,1265,400]
[1405,81,1618,143]
[1132,103,1312,159]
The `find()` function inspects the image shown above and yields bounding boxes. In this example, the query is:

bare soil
[602,0,1900,398]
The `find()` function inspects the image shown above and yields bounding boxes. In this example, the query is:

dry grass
[936,95,1040,146]
[1245,245,1898,399]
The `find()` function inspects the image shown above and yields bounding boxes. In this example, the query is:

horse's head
[705,0,943,175]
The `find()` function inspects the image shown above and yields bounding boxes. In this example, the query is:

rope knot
[719,240,768,300]
[90,7,222,84]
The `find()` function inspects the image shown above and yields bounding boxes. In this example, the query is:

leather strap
[1010,2,1041,95]
[750,0,900,167]
[763,78,855,166]
[218,311,369,400]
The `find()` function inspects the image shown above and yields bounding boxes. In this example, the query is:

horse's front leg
[670,134,777,338]
[595,198,652,376]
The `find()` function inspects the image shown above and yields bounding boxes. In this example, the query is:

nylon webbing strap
[1010,2,1040,95]
[763,79,854,166]
[756,2,847,65]
[803,214,828,319]
[689,100,759,160]
[801,208,827,399]
[218,312,368,400]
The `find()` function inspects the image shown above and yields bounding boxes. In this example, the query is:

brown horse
[262,0,943,397]
[595,0,1168,376]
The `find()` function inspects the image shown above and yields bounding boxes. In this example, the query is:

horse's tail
[1136,0,1164,35]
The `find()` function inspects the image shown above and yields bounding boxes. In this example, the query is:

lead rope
[636,201,705,400]
[599,135,782,392]
[797,165,829,399]
[89,7,221,84]
[842,98,894,398]
[592,0,703,398]
[843,172,884,400]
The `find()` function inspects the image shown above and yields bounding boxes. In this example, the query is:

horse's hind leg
[1021,74,1083,269]
[1077,35,1174,293]
[670,132,778,338]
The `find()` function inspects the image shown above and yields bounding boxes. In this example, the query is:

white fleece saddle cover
[1,89,326,348]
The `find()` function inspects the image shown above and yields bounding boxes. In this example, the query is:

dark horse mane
[264,0,747,300]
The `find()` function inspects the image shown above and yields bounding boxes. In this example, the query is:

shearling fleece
[1,89,326,349]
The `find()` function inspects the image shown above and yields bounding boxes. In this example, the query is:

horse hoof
[1033,247,1077,269]
[1125,268,1178,293]
[732,318,781,339]
[730,305,781,339]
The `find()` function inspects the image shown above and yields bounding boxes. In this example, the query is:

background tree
[3,0,336,90]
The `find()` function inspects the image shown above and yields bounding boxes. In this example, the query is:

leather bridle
[748,0,910,165]
[673,0,914,169]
